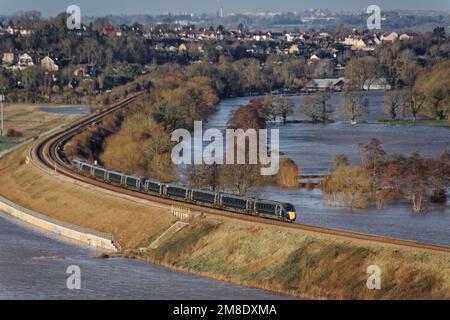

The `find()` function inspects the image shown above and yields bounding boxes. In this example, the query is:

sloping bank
[0,146,449,299]
[134,219,450,300]
[0,194,120,252]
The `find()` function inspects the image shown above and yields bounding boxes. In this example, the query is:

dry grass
[0,146,175,249]
[2,104,82,138]
[1,144,449,300]
[141,219,450,300]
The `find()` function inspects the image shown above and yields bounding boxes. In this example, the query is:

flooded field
[208,92,450,246]
[40,106,92,115]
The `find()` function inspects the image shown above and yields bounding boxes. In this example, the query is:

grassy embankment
[137,219,450,299]
[0,104,85,151]
[0,147,175,248]
[0,146,449,299]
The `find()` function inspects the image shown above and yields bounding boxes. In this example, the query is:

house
[6,26,15,35]
[285,33,295,42]
[102,27,122,37]
[288,44,300,54]
[399,33,412,41]
[305,78,345,92]
[41,56,59,72]
[74,64,96,77]
[309,54,321,62]
[178,43,188,54]
[167,46,177,52]
[342,36,367,50]
[381,32,398,43]
[2,52,15,65]
[18,53,34,69]
[19,28,32,37]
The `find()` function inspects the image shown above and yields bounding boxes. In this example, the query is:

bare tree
[336,89,369,124]
[300,91,332,123]
[273,95,294,125]
[384,90,401,120]
[400,89,426,122]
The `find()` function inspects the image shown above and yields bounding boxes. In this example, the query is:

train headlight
[288,211,296,221]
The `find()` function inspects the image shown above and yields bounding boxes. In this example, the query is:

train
[71,159,297,223]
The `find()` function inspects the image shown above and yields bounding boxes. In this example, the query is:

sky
[0,0,449,16]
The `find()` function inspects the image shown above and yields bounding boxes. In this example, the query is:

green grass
[0,136,21,151]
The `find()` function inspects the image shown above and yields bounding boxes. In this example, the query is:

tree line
[322,139,450,213]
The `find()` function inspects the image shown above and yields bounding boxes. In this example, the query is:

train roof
[220,193,250,201]
[166,184,189,189]
[144,178,163,184]
[107,169,124,176]
[254,199,283,206]
[123,173,145,180]
[191,188,216,194]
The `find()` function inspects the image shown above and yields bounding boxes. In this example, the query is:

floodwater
[40,106,92,115]
[0,213,288,300]
[206,92,450,246]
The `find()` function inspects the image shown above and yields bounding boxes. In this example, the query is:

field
[0,104,85,151]
[0,145,449,299]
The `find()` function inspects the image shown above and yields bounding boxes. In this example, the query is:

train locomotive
[72,159,297,222]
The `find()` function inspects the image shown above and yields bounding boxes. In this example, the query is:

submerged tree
[300,91,332,123]
[336,89,369,124]
[384,90,402,121]
[273,95,294,125]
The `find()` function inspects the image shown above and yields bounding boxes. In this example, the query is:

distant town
[1,9,449,106]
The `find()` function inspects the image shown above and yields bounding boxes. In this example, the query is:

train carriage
[165,184,189,200]
[81,162,94,176]
[144,179,163,195]
[72,159,83,172]
[93,167,107,180]
[191,189,218,207]
[106,170,124,186]
[123,174,144,190]
[220,194,252,213]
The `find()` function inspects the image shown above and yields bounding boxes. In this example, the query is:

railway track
[29,93,450,255]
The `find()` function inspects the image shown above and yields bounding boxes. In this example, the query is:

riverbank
[0,212,283,300]
[0,145,449,299]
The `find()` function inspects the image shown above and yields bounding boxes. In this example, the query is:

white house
[41,56,59,72]
[381,32,399,43]
[18,53,34,69]
[309,54,321,62]
[399,33,412,41]
[305,78,345,91]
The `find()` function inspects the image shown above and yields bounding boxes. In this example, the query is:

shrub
[6,129,23,137]
[321,165,372,209]
[430,189,447,203]
[276,158,300,188]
